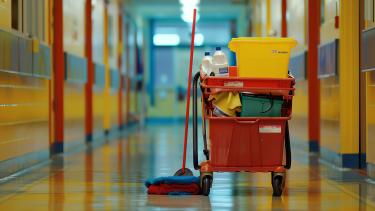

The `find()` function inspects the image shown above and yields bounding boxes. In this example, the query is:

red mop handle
[182,9,197,173]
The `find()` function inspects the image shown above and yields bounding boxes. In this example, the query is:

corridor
[0,125,374,210]
[1,0,375,210]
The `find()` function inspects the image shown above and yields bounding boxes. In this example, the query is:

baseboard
[309,140,320,152]
[63,140,86,155]
[320,147,360,168]
[368,163,375,179]
[291,137,309,151]
[0,124,139,180]
[0,150,49,179]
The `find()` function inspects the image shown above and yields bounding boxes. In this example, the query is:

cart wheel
[271,172,285,197]
[174,168,193,176]
[201,176,212,196]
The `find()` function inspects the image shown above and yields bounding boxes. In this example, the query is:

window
[365,0,375,29]
[11,0,19,30]
[10,0,45,40]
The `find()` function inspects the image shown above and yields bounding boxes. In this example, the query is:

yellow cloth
[208,92,242,117]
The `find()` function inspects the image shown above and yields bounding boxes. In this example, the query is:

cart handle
[193,72,201,170]
[235,119,259,124]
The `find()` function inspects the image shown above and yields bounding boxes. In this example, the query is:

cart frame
[192,72,295,196]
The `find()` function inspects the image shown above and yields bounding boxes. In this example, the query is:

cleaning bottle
[212,47,228,76]
[201,52,212,75]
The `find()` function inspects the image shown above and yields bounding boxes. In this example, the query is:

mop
[145,9,201,195]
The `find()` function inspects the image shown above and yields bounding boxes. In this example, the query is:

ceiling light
[153,34,180,46]
[179,0,200,23]
[195,33,204,46]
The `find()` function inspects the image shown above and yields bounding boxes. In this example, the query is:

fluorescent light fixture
[180,0,200,23]
[181,10,200,23]
[195,33,204,46]
[153,34,180,46]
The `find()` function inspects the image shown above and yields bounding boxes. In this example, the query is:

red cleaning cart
[191,71,295,196]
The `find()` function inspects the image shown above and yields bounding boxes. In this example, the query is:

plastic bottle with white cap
[201,51,212,75]
[212,47,229,76]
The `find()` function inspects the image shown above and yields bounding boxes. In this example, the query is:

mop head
[145,176,201,195]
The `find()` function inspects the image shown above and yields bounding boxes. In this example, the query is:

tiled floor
[0,125,375,210]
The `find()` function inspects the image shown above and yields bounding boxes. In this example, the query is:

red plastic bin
[208,117,288,168]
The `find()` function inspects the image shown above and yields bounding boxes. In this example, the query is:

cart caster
[201,176,212,196]
[271,172,285,197]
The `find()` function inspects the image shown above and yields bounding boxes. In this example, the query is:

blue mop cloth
[145,176,200,187]
[145,176,201,195]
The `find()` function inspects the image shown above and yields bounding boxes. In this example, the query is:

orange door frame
[125,20,130,125]
[85,0,94,142]
[52,0,65,153]
[118,9,124,129]
[307,0,321,152]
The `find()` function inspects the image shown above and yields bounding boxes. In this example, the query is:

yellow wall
[251,0,359,159]
[109,90,119,129]
[319,0,341,153]
[319,0,360,156]
[0,0,11,29]
[338,0,359,154]
[366,72,375,163]
[0,0,50,171]
[64,83,85,148]
[0,71,49,161]
[62,0,87,146]
[285,0,309,144]
[363,0,375,167]
[364,0,375,166]
[290,80,309,143]
[130,90,138,115]
[320,77,340,152]
[93,89,105,137]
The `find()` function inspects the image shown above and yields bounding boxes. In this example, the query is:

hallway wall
[250,0,361,168]
[363,0,375,176]
[0,0,144,177]
[287,0,309,149]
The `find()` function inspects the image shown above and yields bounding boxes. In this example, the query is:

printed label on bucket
[259,125,282,133]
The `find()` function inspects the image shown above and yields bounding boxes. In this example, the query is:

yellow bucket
[228,37,297,78]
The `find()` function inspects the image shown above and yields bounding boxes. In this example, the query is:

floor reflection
[48,155,65,211]
[84,146,93,211]
[0,125,374,210]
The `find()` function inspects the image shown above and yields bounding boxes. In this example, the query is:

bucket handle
[261,94,274,113]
